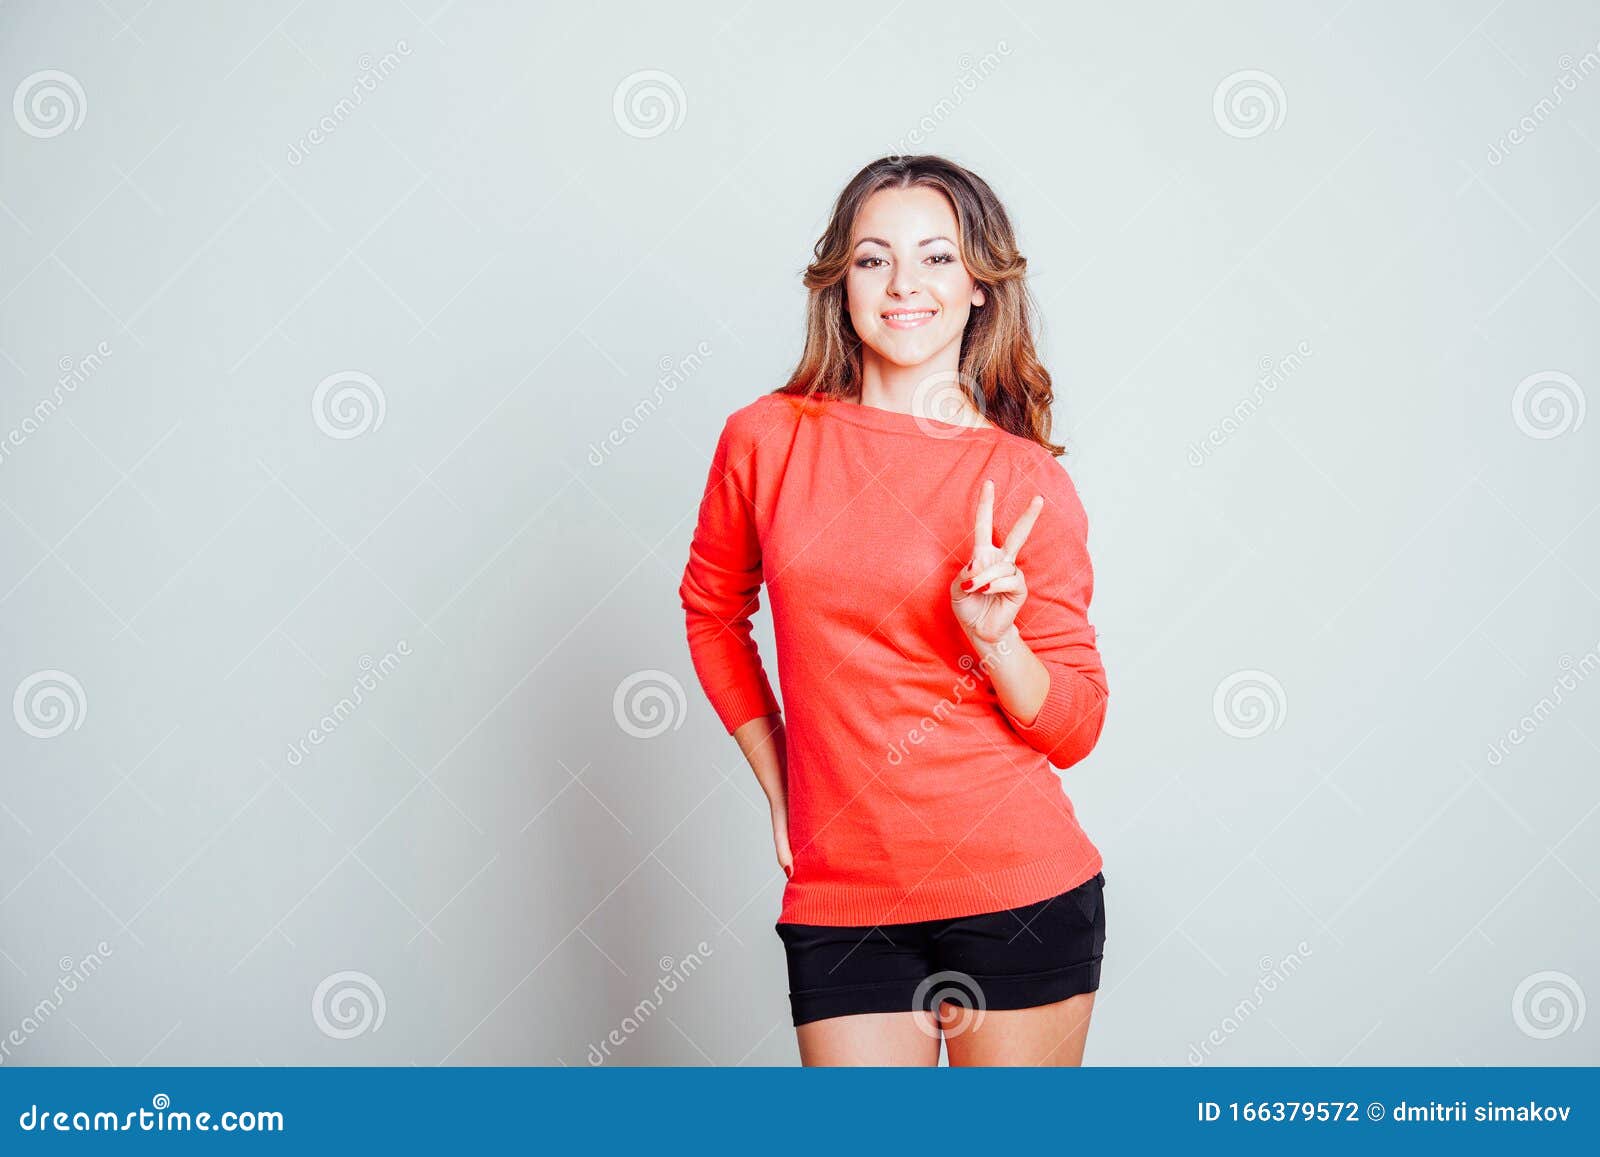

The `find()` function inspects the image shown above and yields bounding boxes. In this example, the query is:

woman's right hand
[768,724,794,880]
[771,795,794,880]
[731,712,794,881]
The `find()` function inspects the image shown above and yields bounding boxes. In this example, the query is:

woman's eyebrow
[852,235,955,249]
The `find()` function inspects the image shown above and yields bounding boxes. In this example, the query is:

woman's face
[845,185,985,370]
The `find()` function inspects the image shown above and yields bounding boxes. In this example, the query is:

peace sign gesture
[950,478,1045,644]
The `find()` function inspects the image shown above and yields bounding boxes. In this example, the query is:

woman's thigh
[942,990,1096,1066]
[933,871,1107,1066]
[778,871,1107,1066]
[796,1009,943,1066]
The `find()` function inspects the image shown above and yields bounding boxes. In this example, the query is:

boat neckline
[781,391,1011,439]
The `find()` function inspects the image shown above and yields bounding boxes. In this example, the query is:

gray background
[1,1,1596,1067]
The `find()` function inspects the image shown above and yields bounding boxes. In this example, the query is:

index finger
[973,478,994,555]
[1002,494,1045,558]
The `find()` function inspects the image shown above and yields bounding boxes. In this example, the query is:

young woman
[678,155,1110,1067]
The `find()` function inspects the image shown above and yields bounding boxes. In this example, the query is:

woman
[678,155,1110,1066]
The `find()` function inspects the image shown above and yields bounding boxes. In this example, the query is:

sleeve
[997,453,1109,769]
[677,411,783,734]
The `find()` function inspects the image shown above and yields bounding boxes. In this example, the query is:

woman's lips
[881,309,938,330]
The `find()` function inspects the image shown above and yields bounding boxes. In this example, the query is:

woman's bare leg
[942,991,1096,1067]
[795,1010,943,1066]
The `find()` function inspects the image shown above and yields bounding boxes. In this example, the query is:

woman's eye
[855,253,957,268]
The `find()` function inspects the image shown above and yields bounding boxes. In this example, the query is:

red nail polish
[783,863,793,879]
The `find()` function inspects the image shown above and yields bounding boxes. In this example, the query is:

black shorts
[774,871,1106,1027]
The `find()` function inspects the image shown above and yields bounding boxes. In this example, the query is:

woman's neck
[856,351,992,429]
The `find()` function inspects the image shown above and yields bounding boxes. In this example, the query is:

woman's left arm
[958,458,1109,769]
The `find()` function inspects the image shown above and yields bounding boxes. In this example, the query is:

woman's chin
[863,334,950,369]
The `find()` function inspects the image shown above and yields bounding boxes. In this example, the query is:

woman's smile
[881,307,940,329]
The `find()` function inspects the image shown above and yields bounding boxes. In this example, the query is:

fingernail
[783,864,793,879]
[961,580,974,591]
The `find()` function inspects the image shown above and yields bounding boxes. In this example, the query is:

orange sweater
[678,391,1108,925]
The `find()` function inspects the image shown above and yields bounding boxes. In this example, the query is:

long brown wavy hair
[773,154,1065,456]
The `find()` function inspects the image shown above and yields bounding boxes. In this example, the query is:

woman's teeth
[882,310,937,328]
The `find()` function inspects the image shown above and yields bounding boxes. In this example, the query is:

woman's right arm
[678,410,793,873]
[734,713,792,876]
[677,410,782,731]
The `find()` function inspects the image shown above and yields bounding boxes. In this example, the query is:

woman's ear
[972,284,986,309]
